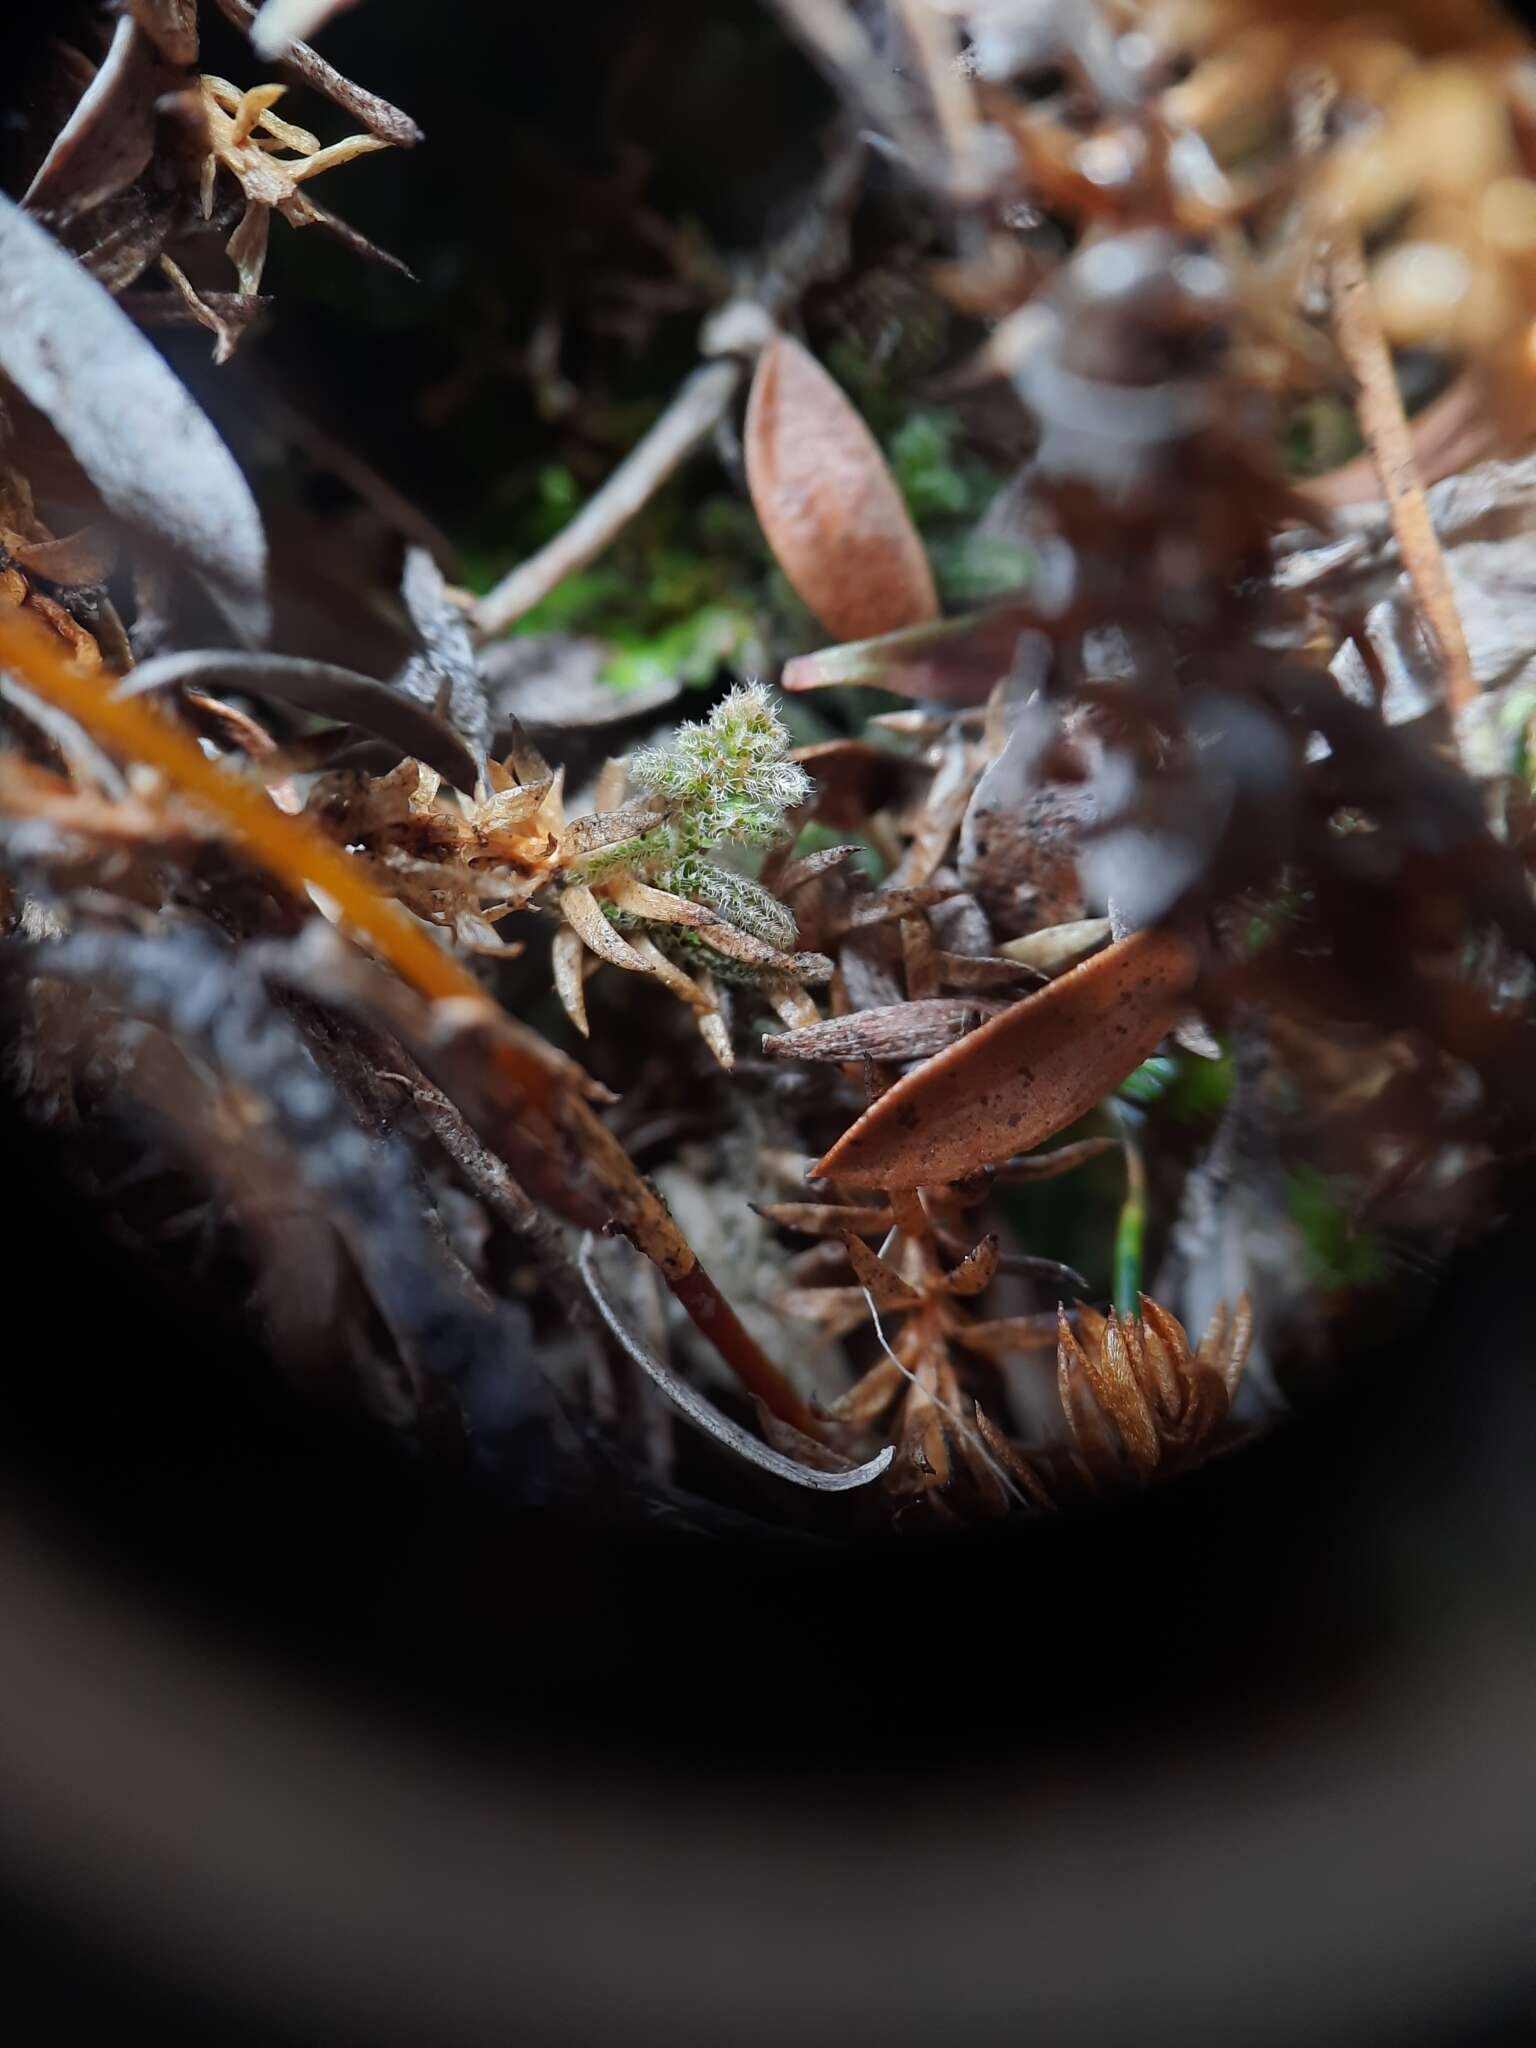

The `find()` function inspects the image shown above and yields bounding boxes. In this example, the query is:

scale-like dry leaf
[767,985,820,1029]
[951,1313,1058,1360]
[943,1232,999,1297]
[551,923,589,1036]
[1056,1309,1125,1485]
[118,650,479,790]
[994,1135,1119,1182]
[559,797,668,861]
[762,997,989,1065]
[778,1285,873,1340]
[744,332,938,643]
[777,844,859,892]
[782,607,1035,700]
[1084,1311,1161,1474]
[0,195,269,643]
[841,1231,921,1310]
[693,967,734,1069]
[934,950,1039,992]
[1135,1297,1188,1419]
[815,928,1200,1188]
[752,1201,891,1237]
[1000,918,1112,975]
[559,882,654,973]
[602,875,709,927]
[844,884,960,928]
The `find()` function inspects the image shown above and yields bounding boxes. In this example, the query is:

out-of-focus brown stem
[1328,235,1478,724]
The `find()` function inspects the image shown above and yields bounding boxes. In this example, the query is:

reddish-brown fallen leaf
[744,332,938,643]
[814,928,1200,1188]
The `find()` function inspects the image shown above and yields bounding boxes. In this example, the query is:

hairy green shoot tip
[629,681,812,856]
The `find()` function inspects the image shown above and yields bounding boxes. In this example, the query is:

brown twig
[212,0,424,148]
[1328,233,1478,725]
[471,360,743,639]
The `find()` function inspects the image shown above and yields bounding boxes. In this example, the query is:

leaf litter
[4,0,1536,1531]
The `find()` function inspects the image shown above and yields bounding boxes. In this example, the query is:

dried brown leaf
[762,997,989,1065]
[744,332,938,642]
[943,1232,999,1297]
[994,1136,1120,1182]
[841,1232,922,1310]
[999,918,1113,975]
[816,929,1200,1189]
[551,923,589,1037]
[778,1285,873,1340]
[950,1313,1059,1360]
[933,950,1040,992]
[752,1201,891,1237]
[559,882,654,973]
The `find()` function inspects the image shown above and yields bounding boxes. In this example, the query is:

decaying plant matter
[5,0,1536,1531]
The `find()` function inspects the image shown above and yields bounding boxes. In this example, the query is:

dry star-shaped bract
[766,1177,1076,1517]
[306,743,562,951]
[198,74,391,297]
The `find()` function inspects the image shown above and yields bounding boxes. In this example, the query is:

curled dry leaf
[744,331,938,643]
[0,193,269,643]
[762,997,992,1065]
[815,927,1200,1188]
[116,649,480,790]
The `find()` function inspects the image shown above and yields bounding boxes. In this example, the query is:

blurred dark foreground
[1,1103,1534,2047]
